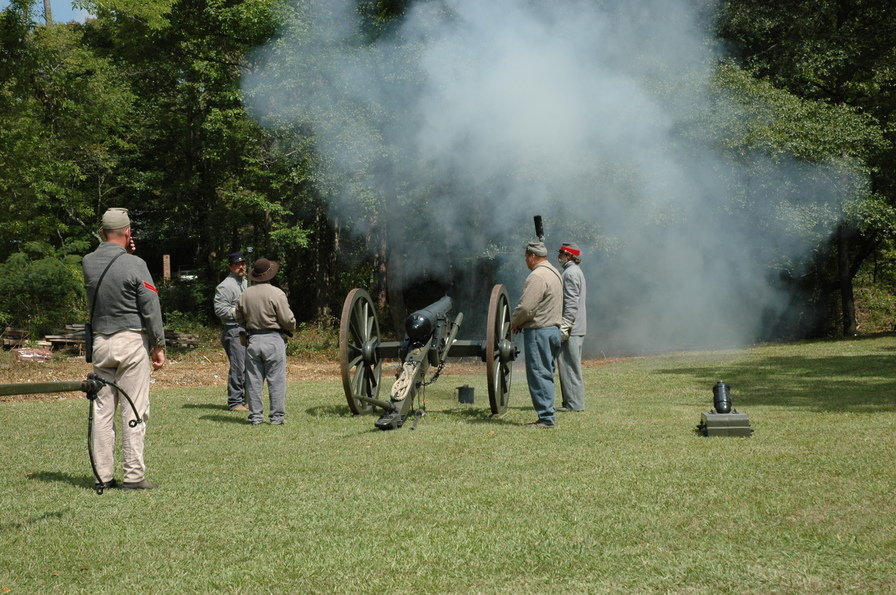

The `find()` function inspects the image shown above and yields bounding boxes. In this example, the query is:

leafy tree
[76,0,175,29]
[0,4,137,260]
[77,0,326,318]
[715,0,896,335]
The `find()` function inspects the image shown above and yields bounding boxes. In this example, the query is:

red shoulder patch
[144,281,158,293]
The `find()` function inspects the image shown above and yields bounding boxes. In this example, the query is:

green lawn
[1,337,894,593]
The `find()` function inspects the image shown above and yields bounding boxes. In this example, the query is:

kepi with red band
[559,242,581,256]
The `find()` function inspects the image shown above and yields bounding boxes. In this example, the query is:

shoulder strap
[89,251,126,323]
[538,261,563,283]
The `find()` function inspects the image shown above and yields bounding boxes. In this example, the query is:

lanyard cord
[85,373,143,494]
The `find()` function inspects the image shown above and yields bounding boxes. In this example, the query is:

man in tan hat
[510,240,563,428]
[235,258,296,425]
[82,207,166,490]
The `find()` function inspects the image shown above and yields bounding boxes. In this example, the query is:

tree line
[1,0,894,344]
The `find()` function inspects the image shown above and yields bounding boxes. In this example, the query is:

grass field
[1,336,895,593]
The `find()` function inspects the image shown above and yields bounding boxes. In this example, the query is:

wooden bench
[44,325,86,349]
[2,327,28,348]
[165,330,200,349]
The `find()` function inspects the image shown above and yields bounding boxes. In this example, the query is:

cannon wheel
[339,288,382,415]
[485,284,513,415]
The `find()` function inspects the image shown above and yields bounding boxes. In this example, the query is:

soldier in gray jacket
[213,252,248,411]
[557,242,587,412]
[83,208,166,490]
[235,258,296,425]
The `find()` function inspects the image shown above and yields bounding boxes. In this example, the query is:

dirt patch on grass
[0,347,630,402]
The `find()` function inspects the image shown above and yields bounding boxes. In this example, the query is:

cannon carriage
[338,284,518,430]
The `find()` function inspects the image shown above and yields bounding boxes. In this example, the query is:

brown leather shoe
[228,404,249,412]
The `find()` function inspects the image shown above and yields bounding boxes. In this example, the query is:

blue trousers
[523,326,561,425]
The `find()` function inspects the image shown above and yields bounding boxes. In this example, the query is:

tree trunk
[371,209,407,338]
[383,241,406,339]
[837,223,857,336]
[42,0,52,24]
[314,207,336,319]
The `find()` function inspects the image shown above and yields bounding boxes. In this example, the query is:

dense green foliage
[1,337,894,591]
[0,0,894,339]
[0,241,88,334]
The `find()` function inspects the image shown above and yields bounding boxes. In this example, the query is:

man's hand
[560,319,573,343]
[151,347,166,370]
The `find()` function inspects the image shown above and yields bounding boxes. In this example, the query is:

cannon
[339,284,518,430]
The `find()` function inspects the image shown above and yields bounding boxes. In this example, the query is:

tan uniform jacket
[511,261,563,329]
[235,283,296,333]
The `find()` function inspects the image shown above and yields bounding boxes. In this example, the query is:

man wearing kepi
[213,252,249,412]
[557,242,587,412]
[82,208,166,490]
[510,240,563,428]
[235,258,296,425]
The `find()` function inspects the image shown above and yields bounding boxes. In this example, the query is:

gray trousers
[221,326,247,408]
[245,333,287,423]
[558,335,585,411]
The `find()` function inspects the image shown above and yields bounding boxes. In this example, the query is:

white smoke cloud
[243,0,859,354]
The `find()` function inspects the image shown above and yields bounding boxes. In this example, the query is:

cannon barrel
[405,296,453,343]
[0,380,95,397]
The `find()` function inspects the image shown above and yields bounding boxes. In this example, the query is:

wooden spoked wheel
[339,288,382,414]
[485,284,514,415]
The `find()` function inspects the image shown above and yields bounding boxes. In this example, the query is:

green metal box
[698,410,753,437]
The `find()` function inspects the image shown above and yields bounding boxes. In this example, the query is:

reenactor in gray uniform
[557,242,587,412]
[213,252,248,411]
[82,208,166,490]
[235,258,296,425]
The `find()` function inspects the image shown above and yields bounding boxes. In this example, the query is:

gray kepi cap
[526,240,547,257]
[559,242,581,256]
[102,208,130,230]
